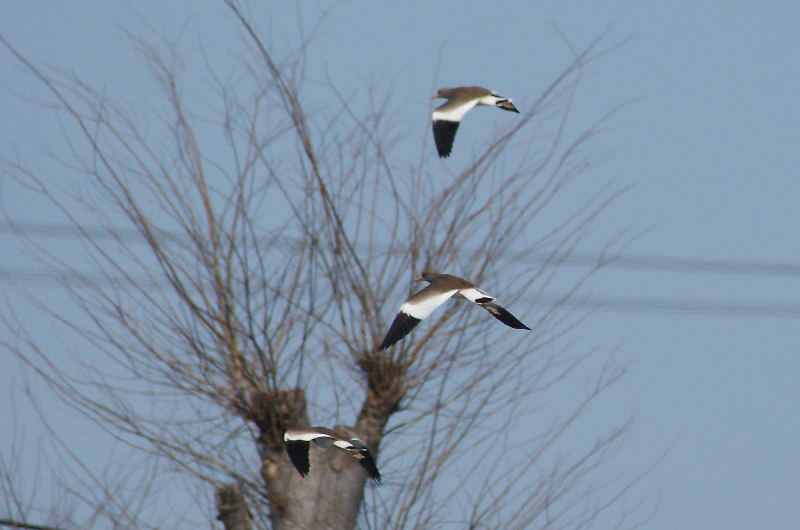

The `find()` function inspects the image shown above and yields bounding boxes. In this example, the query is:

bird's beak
[416,274,424,281]
[431,93,439,99]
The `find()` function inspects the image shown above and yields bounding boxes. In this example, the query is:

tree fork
[356,353,406,437]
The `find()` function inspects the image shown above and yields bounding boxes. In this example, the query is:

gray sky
[2,1,799,528]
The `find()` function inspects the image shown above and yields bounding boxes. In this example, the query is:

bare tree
[1,2,643,529]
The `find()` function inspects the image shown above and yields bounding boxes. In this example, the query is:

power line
[549,253,800,276]
[566,294,800,318]
[3,221,800,277]
[2,268,798,319]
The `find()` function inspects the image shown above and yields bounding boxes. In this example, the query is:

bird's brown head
[432,88,454,99]
[418,269,440,282]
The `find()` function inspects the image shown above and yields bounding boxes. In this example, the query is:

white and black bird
[377,269,531,351]
[283,427,382,484]
[432,86,519,158]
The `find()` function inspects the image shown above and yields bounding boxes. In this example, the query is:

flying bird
[283,427,382,484]
[432,86,519,158]
[377,269,531,351]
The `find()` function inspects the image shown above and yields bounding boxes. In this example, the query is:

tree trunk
[215,483,252,530]
[262,445,374,530]
[253,383,390,530]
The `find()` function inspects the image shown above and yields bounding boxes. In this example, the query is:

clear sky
[2,2,799,529]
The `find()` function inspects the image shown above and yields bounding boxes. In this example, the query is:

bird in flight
[283,427,382,484]
[432,86,519,158]
[377,269,531,351]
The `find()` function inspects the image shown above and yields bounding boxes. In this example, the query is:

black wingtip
[497,100,519,113]
[432,120,459,158]
[359,451,382,485]
[484,302,530,330]
[377,312,421,351]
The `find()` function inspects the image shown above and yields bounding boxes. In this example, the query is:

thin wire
[2,268,798,319]
[3,221,800,277]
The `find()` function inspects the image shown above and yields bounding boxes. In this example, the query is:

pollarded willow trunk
[262,445,372,530]
[253,357,404,530]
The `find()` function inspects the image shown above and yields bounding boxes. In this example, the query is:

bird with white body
[283,427,382,484]
[432,86,519,158]
[377,269,531,351]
